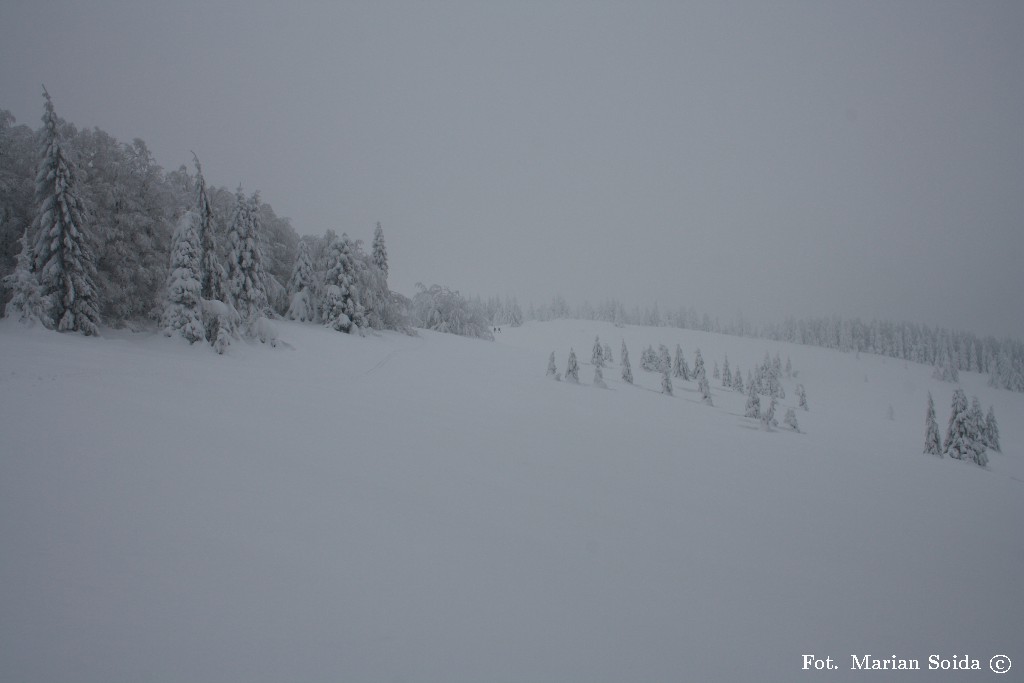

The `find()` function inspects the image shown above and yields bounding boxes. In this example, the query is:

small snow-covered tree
[546,351,559,379]
[796,383,808,411]
[594,363,607,388]
[592,336,605,367]
[722,355,732,388]
[943,389,974,461]
[657,344,672,374]
[673,344,686,378]
[761,397,777,430]
[565,348,579,383]
[161,211,205,343]
[2,229,50,326]
[924,392,942,456]
[712,361,720,380]
[603,342,614,365]
[932,348,959,383]
[621,343,633,384]
[745,383,760,418]
[785,356,793,378]
[783,407,799,432]
[640,345,657,371]
[693,348,706,381]
[698,375,712,405]
[31,88,100,334]
[984,405,1000,452]
[661,368,673,395]
[733,365,744,393]
[968,397,988,466]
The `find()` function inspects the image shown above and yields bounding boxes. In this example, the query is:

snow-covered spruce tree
[661,367,673,395]
[761,397,777,430]
[193,156,224,303]
[546,351,560,380]
[657,344,672,374]
[924,392,942,456]
[745,382,761,418]
[943,389,973,460]
[161,211,205,343]
[594,363,607,388]
[968,397,988,466]
[732,365,744,393]
[673,344,685,378]
[603,342,614,365]
[592,336,605,367]
[722,355,732,388]
[932,348,959,383]
[783,407,799,432]
[565,348,580,383]
[785,356,793,378]
[371,221,388,282]
[640,345,655,371]
[31,88,100,334]
[285,239,316,321]
[698,375,712,405]
[2,229,50,325]
[796,383,808,411]
[693,348,706,381]
[983,405,1000,452]
[621,342,633,384]
[226,188,270,332]
[320,232,366,333]
[712,361,720,380]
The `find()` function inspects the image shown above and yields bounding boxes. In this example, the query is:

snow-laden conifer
[286,240,316,321]
[783,407,799,432]
[31,88,100,335]
[761,397,777,430]
[661,368,673,395]
[320,232,367,333]
[796,383,808,411]
[984,405,1000,453]
[372,221,388,282]
[722,355,732,388]
[3,229,51,326]
[943,389,971,460]
[712,361,720,380]
[621,342,633,384]
[745,383,761,418]
[565,348,579,383]
[161,211,205,343]
[657,345,672,374]
[968,397,988,466]
[193,155,224,304]
[592,336,605,367]
[673,344,685,378]
[594,364,607,389]
[226,188,270,331]
[785,356,793,378]
[924,392,941,456]
[603,342,614,365]
[733,365,744,393]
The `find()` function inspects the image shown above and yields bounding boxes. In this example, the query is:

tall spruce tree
[285,239,316,321]
[372,221,388,282]
[31,88,100,334]
[745,382,761,418]
[226,188,270,330]
[621,341,633,384]
[161,211,204,343]
[984,405,1000,452]
[943,389,972,460]
[565,348,579,383]
[592,336,605,367]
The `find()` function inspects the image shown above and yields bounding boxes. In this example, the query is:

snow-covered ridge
[1,318,1021,682]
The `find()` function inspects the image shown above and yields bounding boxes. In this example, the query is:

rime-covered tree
[698,376,712,405]
[31,88,100,334]
[161,211,204,343]
[594,363,607,388]
[693,348,706,381]
[371,221,388,282]
[661,367,673,395]
[722,355,732,388]
[565,348,579,383]
[673,344,686,378]
[640,345,656,371]
[984,405,1000,452]
[2,229,50,325]
[943,389,974,461]
[603,342,613,365]
[285,239,316,321]
[732,365,744,393]
[968,397,988,466]
[924,392,942,456]
[546,351,559,380]
[193,156,224,303]
[785,356,793,378]
[745,383,761,418]
[592,336,605,367]
[621,342,633,384]
[761,397,777,430]
[712,361,720,380]
[658,344,672,374]
[932,348,959,383]
[226,188,270,330]
[320,232,366,333]
[783,407,799,432]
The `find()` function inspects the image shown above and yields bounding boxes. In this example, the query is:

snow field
[1,318,1021,682]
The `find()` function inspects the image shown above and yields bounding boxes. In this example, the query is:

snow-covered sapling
[621,342,633,384]
[783,407,799,432]
[924,392,941,456]
[594,364,607,389]
[546,351,559,380]
[698,376,712,405]
[722,355,732,388]
[603,343,614,365]
[796,384,808,411]
[984,405,1000,452]
[661,368,673,396]
[712,361,720,380]
[761,397,777,430]
[566,348,580,383]
[592,336,605,368]
[745,383,761,419]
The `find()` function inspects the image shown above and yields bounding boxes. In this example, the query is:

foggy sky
[2,1,1022,337]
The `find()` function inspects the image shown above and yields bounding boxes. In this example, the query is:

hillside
[1,318,1021,682]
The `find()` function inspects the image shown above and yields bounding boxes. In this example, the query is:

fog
[2,1,1021,336]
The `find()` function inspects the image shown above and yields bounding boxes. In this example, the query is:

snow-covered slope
[1,319,1021,682]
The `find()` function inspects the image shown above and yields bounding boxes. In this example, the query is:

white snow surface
[1,318,1022,682]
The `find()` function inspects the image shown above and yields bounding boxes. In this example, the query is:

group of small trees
[924,390,999,466]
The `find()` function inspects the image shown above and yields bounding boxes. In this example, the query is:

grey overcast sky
[2,1,1022,337]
